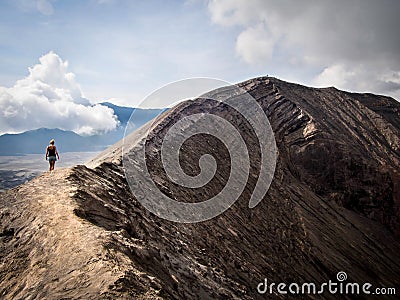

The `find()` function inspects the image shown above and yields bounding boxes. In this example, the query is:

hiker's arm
[45,147,48,159]
[55,147,60,159]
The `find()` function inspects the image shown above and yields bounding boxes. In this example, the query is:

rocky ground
[1,77,399,299]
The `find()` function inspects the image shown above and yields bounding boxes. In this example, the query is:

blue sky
[1,0,399,135]
[0,0,260,104]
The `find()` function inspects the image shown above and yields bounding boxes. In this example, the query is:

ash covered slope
[1,77,400,299]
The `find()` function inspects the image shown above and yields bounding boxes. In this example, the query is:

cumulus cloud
[314,64,400,98]
[236,23,275,64]
[207,0,400,99]
[0,52,119,135]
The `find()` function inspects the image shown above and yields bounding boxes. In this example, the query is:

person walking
[45,139,60,171]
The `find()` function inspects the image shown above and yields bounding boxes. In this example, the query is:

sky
[0,0,399,135]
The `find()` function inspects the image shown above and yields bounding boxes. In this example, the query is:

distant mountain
[100,102,135,124]
[0,103,164,155]
[101,102,164,126]
[0,128,98,155]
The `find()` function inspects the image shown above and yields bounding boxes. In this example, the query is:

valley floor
[0,152,100,192]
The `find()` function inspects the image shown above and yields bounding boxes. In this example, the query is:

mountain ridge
[1,76,399,299]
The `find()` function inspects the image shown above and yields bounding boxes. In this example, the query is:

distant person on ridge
[46,139,60,171]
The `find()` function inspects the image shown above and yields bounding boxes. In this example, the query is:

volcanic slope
[1,77,399,299]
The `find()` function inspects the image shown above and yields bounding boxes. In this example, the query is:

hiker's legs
[50,161,55,171]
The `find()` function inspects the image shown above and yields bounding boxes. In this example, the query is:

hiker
[45,139,60,171]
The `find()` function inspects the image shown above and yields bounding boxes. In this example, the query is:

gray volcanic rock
[1,77,400,299]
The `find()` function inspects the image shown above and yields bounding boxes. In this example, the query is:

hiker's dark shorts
[48,156,57,162]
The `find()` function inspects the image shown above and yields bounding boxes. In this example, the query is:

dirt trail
[0,168,129,299]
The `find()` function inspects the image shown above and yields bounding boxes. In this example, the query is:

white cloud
[0,52,119,135]
[36,0,54,15]
[313,64,356,89]
[208,0,263,27]
[314,64,400,100]
[236,23,275,64]
[207,0,400,100]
